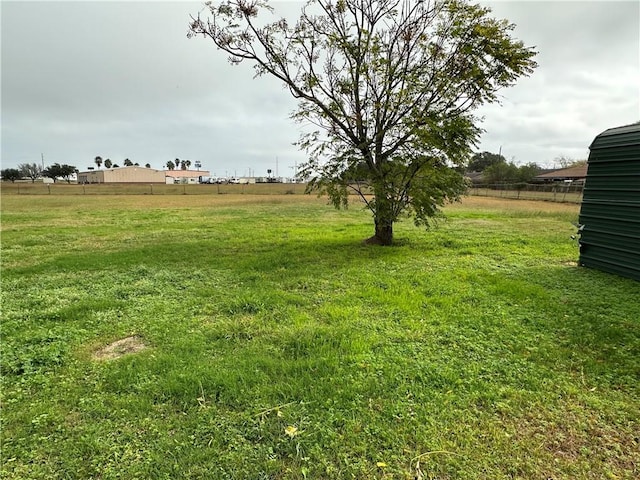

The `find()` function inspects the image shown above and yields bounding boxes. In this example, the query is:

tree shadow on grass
[490,262,640,394]
[9,233,410,280]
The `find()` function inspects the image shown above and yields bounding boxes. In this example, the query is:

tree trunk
[365,186,395,245]
[365,218,393,245]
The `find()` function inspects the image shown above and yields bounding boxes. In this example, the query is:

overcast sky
[2,1,638,176]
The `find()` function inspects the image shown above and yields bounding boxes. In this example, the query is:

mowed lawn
[1,193,638,479]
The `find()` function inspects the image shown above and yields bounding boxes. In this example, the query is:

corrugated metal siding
[103,167,166,183]
[578,123,640,281]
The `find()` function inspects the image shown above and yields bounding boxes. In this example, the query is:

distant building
[533,165,588,183]
[78,166,166,184]
[165,169,211,184]
[243,177,258,184]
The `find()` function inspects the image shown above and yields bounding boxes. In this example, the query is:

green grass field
[1,194,638,479]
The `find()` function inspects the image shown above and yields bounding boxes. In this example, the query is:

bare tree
[554,155,586,169]
[18,163,43,183]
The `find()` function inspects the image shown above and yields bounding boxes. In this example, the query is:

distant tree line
[1,168,22,182]
[1,162,75,183]
[467,151,540,183]
[1,163,44,183]
[42,164,78,183]
[467,151,586,184]
[553,155,587,169]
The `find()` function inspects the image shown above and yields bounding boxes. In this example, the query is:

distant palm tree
[145,163,151,168]
[166,160,175,170]
[123,158,133,167]
[94,156,103,169]
[104,158,113,169]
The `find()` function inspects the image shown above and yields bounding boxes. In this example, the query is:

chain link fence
[0,182,309,196]
[3,181,584,204]
[468,183,584,204]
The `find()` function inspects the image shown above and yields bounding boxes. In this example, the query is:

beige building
[78,166,166,184]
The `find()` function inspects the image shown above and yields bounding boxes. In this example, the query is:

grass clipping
[92,336,147,361]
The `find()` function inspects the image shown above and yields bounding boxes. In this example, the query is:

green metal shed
[578,122,640,281]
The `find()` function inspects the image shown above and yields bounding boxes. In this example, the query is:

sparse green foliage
[123,158,134,167]
[94,156,103,169]
[104,158,113,169]
[189,0,537,244]
[166,160,175,170]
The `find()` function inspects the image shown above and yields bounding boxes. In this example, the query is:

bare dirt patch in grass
[92,336,147,361]
[508,402,640,477]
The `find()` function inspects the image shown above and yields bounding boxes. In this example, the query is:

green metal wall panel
[578,123,640,281]
[583,176,640,189]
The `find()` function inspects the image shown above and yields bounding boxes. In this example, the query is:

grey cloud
[2,1,638,172]
[476,1,639,164]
